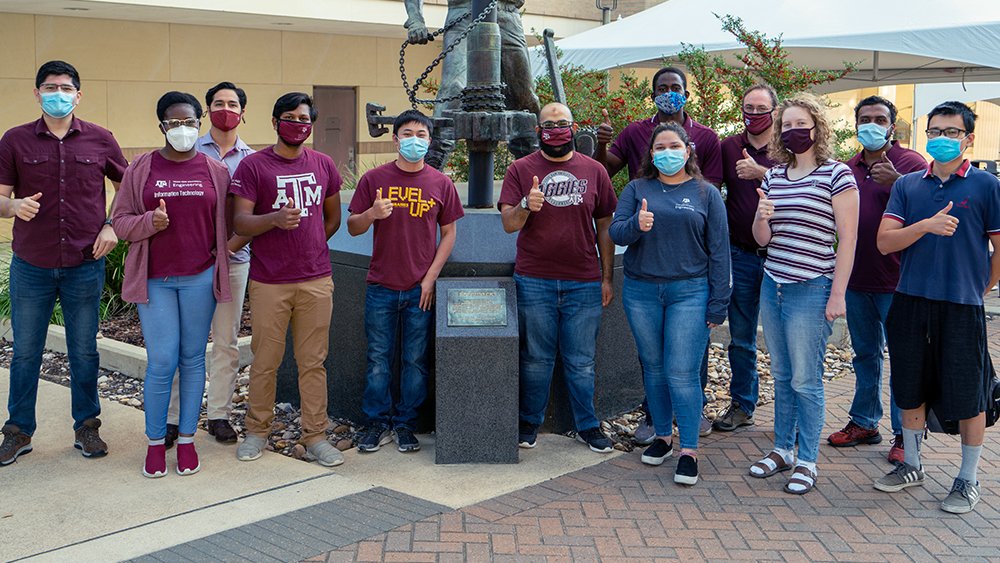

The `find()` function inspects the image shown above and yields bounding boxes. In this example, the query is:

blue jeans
[623,277,710,450]
[515,274,602,431]
[727,246,766,414]
[760,274,832,464]
[845,290,901,435]
[6,255,104,436]
[361,283,432,430]
[137,267,216,439]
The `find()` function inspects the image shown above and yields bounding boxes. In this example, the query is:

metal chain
[400,0,501,109]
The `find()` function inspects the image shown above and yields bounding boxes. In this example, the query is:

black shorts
[884,292,988,421]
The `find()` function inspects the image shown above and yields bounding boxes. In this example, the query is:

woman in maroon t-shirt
[113,92,232,479]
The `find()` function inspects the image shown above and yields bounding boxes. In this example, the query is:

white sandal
[783,465,817,494]
[749,451,792,478]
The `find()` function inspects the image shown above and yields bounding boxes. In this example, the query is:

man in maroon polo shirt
[0,60,127,465]
[712,84,780,433]
[826,96,926,463]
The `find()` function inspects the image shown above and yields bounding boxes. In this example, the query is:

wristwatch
[103,218,113,226]
[520,196,529,210]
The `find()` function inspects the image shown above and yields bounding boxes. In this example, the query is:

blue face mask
[926,136,964,164]
[41,91,75,119]
[654,91,686,115]
[652,148,686,176]
[398,136,429,163]
[857,123,890,151]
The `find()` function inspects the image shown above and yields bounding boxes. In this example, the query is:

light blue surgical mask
[857,123,890,151]
[654,91,686,115]
[41,91,75,119]
[926,136,964,164]
[652,148,686,176]
[398,136,429,163]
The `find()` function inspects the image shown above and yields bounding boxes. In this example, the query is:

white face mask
[165,126,198,152]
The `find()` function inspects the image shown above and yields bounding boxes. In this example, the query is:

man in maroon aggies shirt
[499,102,618,454]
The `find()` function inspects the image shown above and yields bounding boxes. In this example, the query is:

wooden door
[312,86,356,175]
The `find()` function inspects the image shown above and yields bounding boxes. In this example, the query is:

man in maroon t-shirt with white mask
[498,102,618,454]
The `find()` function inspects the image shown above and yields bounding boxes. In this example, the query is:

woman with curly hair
[748,93,858,494]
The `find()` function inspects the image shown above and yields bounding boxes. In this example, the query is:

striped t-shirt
[761,160,857,284]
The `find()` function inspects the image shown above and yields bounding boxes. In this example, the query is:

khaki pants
[245,276,334,446]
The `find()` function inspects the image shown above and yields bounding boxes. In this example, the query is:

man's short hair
[652,66,687,93]
[854,95,897,124]
[272,92,318,122]
[393,109,433,136]
[205,82,247,112]
[36,60,81,91]
[927,101,977,134]
[743,83,778,108]
[156,91,202,122]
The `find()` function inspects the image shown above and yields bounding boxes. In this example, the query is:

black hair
[651,66,687,94]
[744,83,779,109]
[156,91,202,122]
[36,60,81,91]
[205,82,247,112]
[639,122,703,181]
[273,92,318,122]
[854,95,897,123]
[393,109,434,136]
[927,100,977,134]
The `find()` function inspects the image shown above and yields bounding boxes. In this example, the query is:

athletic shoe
[357,425,391,453]
[712,402,755,432]
[143,444,167,478]
[699,415,712,437]
[633,415,655,445]
[236,434,267,461]
[874,462,925,492]
[518,420,539,449]
[306,440,345,467]
[828,421,882,447]
[394,427,421,452]
[0,424,32,466]
[675,454,698,485]
[576,427,614,453]
[940,478,980,514]
[640,438,673,466]
[887,434,905,465]
[164,423,179,450]
[74,418,108,458]
[176,442,200,475]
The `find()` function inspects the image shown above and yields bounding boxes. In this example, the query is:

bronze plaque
[447,288,507,327]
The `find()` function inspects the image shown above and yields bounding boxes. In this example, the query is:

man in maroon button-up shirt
[0,61,127,466]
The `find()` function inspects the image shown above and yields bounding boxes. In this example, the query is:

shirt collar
[923,158,972,178]
[34,115,79,138]
[196,131,251,155]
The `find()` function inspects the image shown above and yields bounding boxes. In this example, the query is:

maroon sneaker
[827,421,882,447]
[143,444,167,478]
[887,434,905,465]
[176,442,200,476]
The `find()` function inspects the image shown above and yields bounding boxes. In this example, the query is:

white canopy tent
[533,0,1000,94]
[913,82,1000,118]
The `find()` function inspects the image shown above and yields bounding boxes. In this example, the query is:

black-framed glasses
[926,127,967,139]
[743,105,773,114]
[39,83,77,94]
[539,120,573,130]
[161,118,199,129]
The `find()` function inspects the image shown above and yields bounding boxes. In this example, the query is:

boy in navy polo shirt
[874,101,1000,514]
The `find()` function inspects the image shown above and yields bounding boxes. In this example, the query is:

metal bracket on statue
[366,102,454,139]
[446,110,537,143]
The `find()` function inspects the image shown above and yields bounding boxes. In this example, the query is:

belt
[732,241,767,258]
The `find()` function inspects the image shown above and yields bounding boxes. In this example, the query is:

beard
[538,136,575,159]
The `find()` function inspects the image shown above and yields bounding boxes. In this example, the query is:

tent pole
[873,50,880,82]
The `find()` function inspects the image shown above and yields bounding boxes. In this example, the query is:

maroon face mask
[781,126,815,154]
[210,110,241,132]
[278,120,312,146]
[743,111,773,135]
[540,126,573,145]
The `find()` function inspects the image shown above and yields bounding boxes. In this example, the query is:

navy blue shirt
[884,160,1000,306]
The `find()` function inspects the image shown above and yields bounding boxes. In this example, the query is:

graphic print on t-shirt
[540,170,588,207]
[385,186,437,218]
[152,178,207,198]
[272,173,323,217]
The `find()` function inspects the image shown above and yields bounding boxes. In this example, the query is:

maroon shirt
[349,162,465,291]
[845,141,927,293]
[0,116,127,268]
[608,113,723,184]
[721,131,777,250]
[143,152,217,278]
[498,151,618,282]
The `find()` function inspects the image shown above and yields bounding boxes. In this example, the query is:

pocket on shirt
[19,154,52,187]
[74,154,106,186]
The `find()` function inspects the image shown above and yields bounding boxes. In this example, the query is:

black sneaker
[518,420,539,449]
[576,427,613,453]
[394,427,420,453]
[640,438,673,466]
[164,423,179,450]
[357,425,391,453]
[675,454,698,485]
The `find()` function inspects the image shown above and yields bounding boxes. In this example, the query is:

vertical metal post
[465,0,501,208]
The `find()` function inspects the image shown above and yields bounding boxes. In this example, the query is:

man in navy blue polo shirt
[874,101,1000,514]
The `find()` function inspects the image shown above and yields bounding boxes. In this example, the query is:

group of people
[0,60,996,516]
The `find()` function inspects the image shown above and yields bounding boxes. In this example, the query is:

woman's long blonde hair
[768,93,834,167]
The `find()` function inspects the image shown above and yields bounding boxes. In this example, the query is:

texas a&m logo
[273,173,323,217]
[539,170,588,207]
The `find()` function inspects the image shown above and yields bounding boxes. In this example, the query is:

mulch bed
[97,302,252,348]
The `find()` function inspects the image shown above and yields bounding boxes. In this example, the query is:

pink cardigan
[113,151,232,304]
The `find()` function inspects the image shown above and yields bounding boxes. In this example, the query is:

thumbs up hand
[275,196,302,230]
[925,201,958,236]
[596,108,614,145]
[371,187,393,220]
[637,198,654,232]
[870,151,901,186]
[152,198,170,231]
[755,188,774,220]
[14,192,42,221]
[526,176,544,212]
[736,148,767,180]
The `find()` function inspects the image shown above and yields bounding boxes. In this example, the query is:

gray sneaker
[633,415,655,445]
[306,440,345,467]
[941,478,980,514]
[873,462,925,492]
[237,434,267,461]
[712,402,755,432]
[699,415,713,437]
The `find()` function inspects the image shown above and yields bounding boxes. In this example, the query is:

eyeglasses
[926,127,968,139]
[743,105,773,114]
[161,118,199,129]
[539,120,573,130]
[39,83,77,94]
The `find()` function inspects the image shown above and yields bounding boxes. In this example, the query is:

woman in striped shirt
[748,94,859,494]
